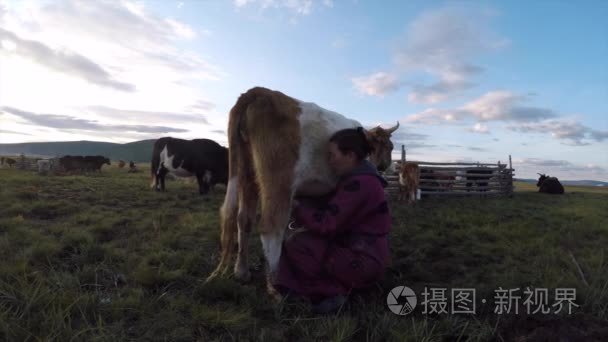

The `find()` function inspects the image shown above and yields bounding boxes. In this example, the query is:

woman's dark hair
[329,127,373,160]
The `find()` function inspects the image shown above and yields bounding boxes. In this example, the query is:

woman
[273,127,392,313]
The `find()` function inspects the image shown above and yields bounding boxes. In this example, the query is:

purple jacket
[292,160,392,267]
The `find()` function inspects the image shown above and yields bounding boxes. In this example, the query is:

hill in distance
[0,140,156,163]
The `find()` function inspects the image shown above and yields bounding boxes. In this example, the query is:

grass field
[0,164,607,341]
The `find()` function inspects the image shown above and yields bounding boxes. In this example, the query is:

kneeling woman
[273,127,392,313]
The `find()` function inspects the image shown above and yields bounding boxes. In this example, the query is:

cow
[5,158,16,168]
[398,162,420,203]
[128,161,139,173]
[118,160,126,169]
[537,173,564,194]
[83,156,110,172]
[59,155,85,173]
[466,167,494,192]
[0,157,4,166]
[206,87,398,297]
[150,137,229,195]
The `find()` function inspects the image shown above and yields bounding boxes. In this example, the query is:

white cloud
[0,0,222,143]
[404,91,608,145]
[515,158,607,181]
[1,106,189,133]
[469,123,490,134]
[233,0,332,16]
[351,72,401,97]
[508,119,608,146]
[406,91,556,124]
[0,28,134,91]
[353,5,507,102]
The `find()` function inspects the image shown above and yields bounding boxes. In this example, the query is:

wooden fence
[384,146,515,198]
[0,155,57,172]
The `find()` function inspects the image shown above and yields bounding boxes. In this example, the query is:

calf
[5,158,16,168]
[398,162,420,203]
[537,173,564,194]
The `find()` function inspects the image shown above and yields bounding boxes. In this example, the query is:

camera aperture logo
[387,286,417,315]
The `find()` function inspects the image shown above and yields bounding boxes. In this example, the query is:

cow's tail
[207,90,259,282]
[150,140,162,188]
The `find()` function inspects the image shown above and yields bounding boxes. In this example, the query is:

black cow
[466,167,494,192]
[150,137,228,194]
[5,158,16,168]
[537,173,564,194]
[59,155,109,173]
[83,156,111,172]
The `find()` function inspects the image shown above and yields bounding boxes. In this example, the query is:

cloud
[1,106,188,134]
[3,1,221,83]
[212,129,227,135]
[406,91,556,124]
[508,119,608,146]
[234,0,332,16]
[517,158,606,174]
[41,1,197,45]
[396,6,506,103]
[353,5,507,102]
[352,72,401,97]
[467,146,487,152]
[85,106,209,125]
[0,28,134,91]
[390,127,435,151]
[186,100,216,113]
[0,129,32,136]
[468,123,490,134]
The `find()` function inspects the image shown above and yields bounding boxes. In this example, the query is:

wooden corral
[0,154,40,171]
[384,146,515,198]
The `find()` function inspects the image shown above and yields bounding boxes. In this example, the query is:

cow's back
[293,101,362,189]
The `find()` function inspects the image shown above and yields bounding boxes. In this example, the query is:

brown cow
[118,160,126,168]
[398,162,420,203]
[206,87,398,298]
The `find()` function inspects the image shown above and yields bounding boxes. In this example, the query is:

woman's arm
[292,175,373,236]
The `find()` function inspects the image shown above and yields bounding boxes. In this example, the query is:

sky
[0,0,606,181]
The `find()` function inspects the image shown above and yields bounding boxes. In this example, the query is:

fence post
[401,145,405,164]
[508,155,513,196]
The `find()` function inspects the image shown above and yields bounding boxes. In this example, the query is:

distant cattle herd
[0,146,567,197]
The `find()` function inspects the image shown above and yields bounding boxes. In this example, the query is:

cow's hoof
[234,268,251,283]
[266,282,283,303]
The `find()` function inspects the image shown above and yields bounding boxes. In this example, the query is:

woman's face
[328,142,357,176]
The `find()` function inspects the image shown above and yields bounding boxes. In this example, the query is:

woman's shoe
[312,295,347,314]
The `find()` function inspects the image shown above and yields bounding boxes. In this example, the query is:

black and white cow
[150,137,229,194]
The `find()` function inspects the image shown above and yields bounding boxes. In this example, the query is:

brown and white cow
[206,87,398,293]
[398,162,420,203]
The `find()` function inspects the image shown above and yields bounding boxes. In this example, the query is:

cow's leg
[234,177,258,282]
[196,173,210,195]
[159,169,167,191]
[207,177,239,281]
[258,182,292,288]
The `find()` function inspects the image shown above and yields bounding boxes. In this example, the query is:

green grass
[0,165,607,341]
